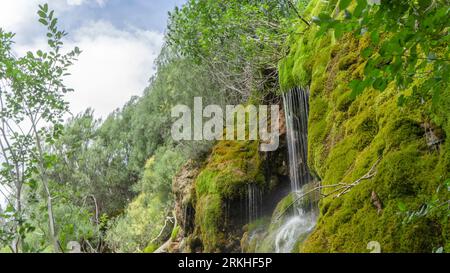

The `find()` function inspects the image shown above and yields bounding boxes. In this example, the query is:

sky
[0,0,186,209]
[0,0,186,119]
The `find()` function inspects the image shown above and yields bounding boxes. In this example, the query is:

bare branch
[275,158,382,221]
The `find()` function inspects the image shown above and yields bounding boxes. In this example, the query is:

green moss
[271,193,295,222]
[195,194,224,252]
[195,140,264,198]
[193,140,266,251]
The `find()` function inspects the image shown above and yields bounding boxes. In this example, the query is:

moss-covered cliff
[179,135,290,252]
[169,0,449,254]
[278,0,449,252]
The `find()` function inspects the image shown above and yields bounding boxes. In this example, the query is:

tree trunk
[31,120,61,253]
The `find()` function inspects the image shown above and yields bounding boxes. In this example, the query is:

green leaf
[38,10,47,19]
[372,77,388,91]
[39,18,48,26]
[5,204,15,213]
[434,247,444,253]
[354,0,367,18]
[349,79,368,98]
[370,31,380,44]
[334,24,345,39]
[50,18,58,30]
[361,47,373,59]
[339,0,352,11]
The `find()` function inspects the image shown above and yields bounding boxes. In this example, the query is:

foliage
[0,4,80,252]
[167,0,303,100]
[313,0,449,105]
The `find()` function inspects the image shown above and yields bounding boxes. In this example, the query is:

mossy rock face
[278,0,450,253]
[193,140,266,252]
[195,141,265,199]
[172,160,201,237]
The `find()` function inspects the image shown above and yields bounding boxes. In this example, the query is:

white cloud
[0,0,40,35]
[0,1,164,119]
[1,1,165,207]
[66,0,109,7]
[0,0,108,41]
[64,21,164,118]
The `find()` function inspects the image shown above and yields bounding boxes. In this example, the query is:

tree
[0,4,80,252]
[167,0,303,101]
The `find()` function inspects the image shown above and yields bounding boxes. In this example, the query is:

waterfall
[275,87,317,253]
[282,87,312,193]
[226,183,262,226]
[274,207,316,253]
[246,183,263,224]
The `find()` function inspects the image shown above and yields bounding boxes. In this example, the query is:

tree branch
[286,0,311,27]
[275,158,381,221]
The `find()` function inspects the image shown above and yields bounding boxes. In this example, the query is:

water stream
[283,87,312,192]
[275,87,317,253]
[274,206,317,253]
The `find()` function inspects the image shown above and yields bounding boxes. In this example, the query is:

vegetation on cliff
[278,0,449,252]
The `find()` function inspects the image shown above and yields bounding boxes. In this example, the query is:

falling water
[246,183,263,224]
[275,87,317,253]
[282,87,312,193]
[275,206,317,253]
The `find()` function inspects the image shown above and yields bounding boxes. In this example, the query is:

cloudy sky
[0,0,186,119]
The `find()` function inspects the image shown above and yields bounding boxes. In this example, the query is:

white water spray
[275,207,317,253]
